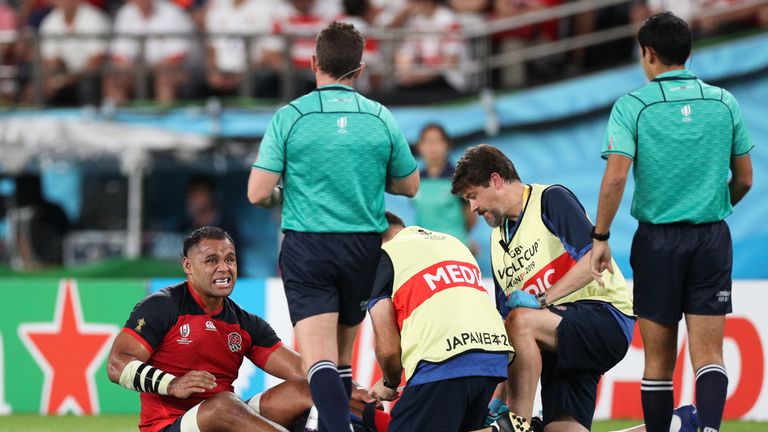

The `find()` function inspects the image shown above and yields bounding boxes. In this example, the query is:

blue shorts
[631,221,732,324]
[541,301,630,430]
[389,376,498,432]
[279,231,381,326]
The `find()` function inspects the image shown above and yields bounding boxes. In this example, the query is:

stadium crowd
[0,0,766,106]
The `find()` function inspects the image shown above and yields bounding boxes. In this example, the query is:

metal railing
[1,0,765,105]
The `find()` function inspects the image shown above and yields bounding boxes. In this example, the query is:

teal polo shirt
[254,85,417,233]
[602,69,754,224]
[412,165,470,245]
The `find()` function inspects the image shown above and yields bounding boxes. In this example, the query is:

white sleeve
[83,10,110,60]
[39,16,58,62]
[157,5,193,60]
[110,8,137,61]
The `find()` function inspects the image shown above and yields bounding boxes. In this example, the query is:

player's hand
[352,381,383,409]
[590,241,614,288]
[167,370,216,399]
[505,290,540,309]
[369,378,399,402]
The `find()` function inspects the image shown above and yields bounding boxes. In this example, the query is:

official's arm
[247,169,283,208]
[729,154,752,206]
[386,170,420,198]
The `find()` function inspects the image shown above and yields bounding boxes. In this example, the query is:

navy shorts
[279,231,381,326]
[541,301,630,430]
[631,221,732,324]
[389,376,498,432]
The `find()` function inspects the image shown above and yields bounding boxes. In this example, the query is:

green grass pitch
[0,415,767,431]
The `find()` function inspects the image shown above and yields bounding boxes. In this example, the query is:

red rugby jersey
[123,282,282,432]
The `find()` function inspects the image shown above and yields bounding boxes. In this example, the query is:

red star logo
[18,280,118,415]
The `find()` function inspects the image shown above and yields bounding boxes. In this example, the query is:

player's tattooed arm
[107,331,216,398]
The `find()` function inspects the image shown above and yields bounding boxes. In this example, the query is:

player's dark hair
[385,211,405,228]
[316,22,364,79]
[183,226,234,256]
[638,12,691,66]
[418,123,453,149]
[451,144,520,195]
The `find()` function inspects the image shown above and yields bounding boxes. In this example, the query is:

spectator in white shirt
[204,0,287,95]
[36,0,109,105]
[390,0,468,101]
[257,0,328,98]
[104,0,195,105]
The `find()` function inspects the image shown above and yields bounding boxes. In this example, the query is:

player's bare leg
[504,307,562,421]
[686,314,727,431]
[254,379,314,428]
[638,318,678,432]
[544,413,588,432]
[295,312,341,369]
[294,312,352,430]
[195,391,283,431]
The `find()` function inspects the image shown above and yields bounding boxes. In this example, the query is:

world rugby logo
[227,332,242,352]
[180,324,190,338]
[681,105,692,122]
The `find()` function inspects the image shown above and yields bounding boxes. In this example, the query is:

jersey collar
[314,84,355,92]
[186,281,224,316]
[652,69,696,82]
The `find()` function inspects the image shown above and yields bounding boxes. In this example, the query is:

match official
[247,22,419,431]
[591,12,753,432]
[451,144,635,431]
[367,212,513,432]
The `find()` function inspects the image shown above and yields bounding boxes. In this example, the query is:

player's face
[463,184,505,228]
[184,238,237,300]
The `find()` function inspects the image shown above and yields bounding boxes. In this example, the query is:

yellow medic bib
[490,184,633,316]
[383,226,514,382]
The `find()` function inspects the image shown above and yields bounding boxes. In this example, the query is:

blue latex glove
[485,398,509,426]
[505,290,541,309]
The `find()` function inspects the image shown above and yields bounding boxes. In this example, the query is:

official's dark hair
[183,226,234,256]
[418,123,453,149]
[451,144,520,195]
[638,12,691,66]
[316,22,365,79]
[385,211,405,228]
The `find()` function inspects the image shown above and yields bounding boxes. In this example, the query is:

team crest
[180,323,190,338]
[227,332,242,352]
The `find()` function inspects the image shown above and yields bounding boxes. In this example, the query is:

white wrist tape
[119,360,176,395]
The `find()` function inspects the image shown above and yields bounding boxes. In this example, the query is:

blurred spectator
[491,0,561,88]
[177,175,240,247]
[312,0,342,20]
[337,0,381,92]
[390,0,468,103]
[632,0,768,38]
[33,0,109,106]
[371,0,406,26]
[204,0,288,95]
[7,175,70,270]
[0,0,17,103]
[258,0,328,98]
[450,0,490,27]
[412,123,476,248]
[18,0,52,30]
[105,0,195,105]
